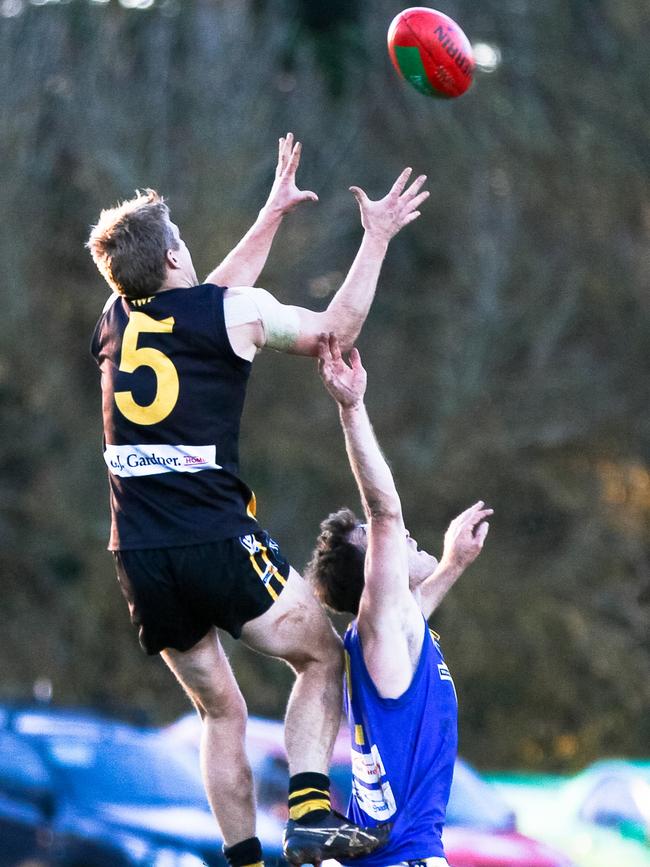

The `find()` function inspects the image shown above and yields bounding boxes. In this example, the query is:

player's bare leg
[161,630,256,848]
[241,567,389,864]
[241,567,342,775]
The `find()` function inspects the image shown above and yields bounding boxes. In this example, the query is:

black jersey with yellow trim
[91,284,259,550]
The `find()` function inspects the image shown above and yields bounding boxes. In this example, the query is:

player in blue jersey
[304,334,492,867]
[88,134,428,867]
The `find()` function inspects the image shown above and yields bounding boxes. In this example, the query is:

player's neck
[159,268,197,292]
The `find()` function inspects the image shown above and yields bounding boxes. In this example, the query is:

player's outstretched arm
[223,168,428,361]
[287,168,429,356]
[417,502,492,620]
[204,132,318,288]
[318,334,412,613]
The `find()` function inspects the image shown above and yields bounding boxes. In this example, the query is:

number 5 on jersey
[115,312,179,426]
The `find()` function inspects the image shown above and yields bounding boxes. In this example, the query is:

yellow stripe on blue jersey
[344,650,353,700]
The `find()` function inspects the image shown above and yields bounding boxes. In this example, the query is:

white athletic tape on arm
[226,286,300,351]
[223,291,260,328]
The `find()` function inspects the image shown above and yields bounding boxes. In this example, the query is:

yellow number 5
[115,312,179,426]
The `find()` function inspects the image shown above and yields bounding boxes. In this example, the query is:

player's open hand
[264,132,319,216]
[318,333,367,409]
[439,501,492,573]
[350,168,429,243]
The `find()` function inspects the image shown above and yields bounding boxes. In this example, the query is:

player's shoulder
[223,285,273,304]
[101,292,120,314]
[358,592,422,645]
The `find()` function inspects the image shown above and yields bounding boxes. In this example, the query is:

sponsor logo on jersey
[438,662,458,702]
[239,534,262,555]
[350,742,397,821]
[104,444,221,477]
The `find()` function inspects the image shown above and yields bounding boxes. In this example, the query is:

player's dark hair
[86,189,178,299]
[305,508,366,616]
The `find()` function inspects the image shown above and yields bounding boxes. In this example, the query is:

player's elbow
[331,323,356,353]
[319,311,357,353]
[366,494,402,522]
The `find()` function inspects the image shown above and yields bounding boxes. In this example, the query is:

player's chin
[422,551,438,573]
[410,551,438,585]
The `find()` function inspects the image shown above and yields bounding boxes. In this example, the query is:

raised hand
[439,501,492,572]
[349,168,429,243]
[318,333,367,408]
[264,132,319,216]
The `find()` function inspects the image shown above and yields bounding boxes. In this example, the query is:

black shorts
[113,530,290,655]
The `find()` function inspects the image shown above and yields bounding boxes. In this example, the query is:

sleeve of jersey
[224,286,300,352]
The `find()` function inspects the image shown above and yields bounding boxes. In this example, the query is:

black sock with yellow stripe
[288,772,331,824]
[223,836,263,867]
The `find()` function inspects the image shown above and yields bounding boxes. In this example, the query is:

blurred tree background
[0,0,648,772]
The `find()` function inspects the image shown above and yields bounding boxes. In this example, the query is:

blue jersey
[342,617,458,865]
[91,284,259,550]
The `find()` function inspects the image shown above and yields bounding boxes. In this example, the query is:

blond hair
[86,189,178,299]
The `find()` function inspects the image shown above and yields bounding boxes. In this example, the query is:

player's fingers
[279,133,294,172]
[455,501,485,523]
[349,186,370,207]
[469,507,493,524]
[349,347,363,369]
[475,521,490,545]
[465,510,493,533]
[277,137,286,173]
[464,502,491,519]
[298,190,319,203]
[406,190,430,212]
[287,140,302,173]
[389,166,413,198]
[283,132,294,161]
[402,210,421,225]
[317,332,331,362]
[403,174,428,199]
[329,332,342,362]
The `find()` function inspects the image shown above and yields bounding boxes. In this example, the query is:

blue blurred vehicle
[0,704,285,867]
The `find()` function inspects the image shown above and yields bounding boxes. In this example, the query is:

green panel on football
[394,45,439,98]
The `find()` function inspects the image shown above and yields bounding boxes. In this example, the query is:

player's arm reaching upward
[415,503,491,620]
[205,133,318,288]
[318,333,423,699]
[226,168,429,361]
[318,334,492,694]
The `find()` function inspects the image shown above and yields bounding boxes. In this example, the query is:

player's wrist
[436,554,465,579]
[258,202,286,225]
[362,228,392,249]
[339,399,365,415]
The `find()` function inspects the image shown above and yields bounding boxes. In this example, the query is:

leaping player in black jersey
[87,134,428,867]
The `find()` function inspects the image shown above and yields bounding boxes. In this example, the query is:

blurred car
[490,761,650,867]
[0,704,285,867]
[165,712,574,867]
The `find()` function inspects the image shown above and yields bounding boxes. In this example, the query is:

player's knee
[196,678,248,728]
[289,623,342,675]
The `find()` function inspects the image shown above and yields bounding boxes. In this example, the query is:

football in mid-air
[388,7,475,99]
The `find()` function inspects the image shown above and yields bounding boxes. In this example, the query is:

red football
[388,7,475,99]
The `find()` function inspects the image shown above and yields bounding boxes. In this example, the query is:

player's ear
[165,248,180,269]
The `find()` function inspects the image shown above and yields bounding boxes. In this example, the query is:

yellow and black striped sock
[223,836,263,867]
[288,772,331,825]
